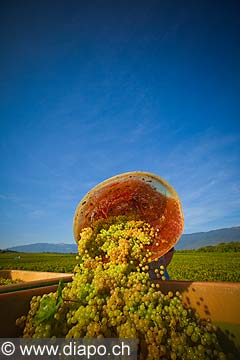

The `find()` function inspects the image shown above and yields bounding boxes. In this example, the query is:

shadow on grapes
[215,325,240,360]
[153,280,240,359]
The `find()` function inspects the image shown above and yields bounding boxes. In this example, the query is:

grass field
[0,251,240,282]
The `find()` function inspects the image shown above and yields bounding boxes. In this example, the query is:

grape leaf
[57,279,64,306]
[33,280,64,325]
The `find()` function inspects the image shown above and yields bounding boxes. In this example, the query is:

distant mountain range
[175,226,240,250]
[6,243,78,253]
[4,226,240,253]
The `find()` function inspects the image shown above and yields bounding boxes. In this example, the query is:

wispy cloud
[161,130,240,233]
[28,210,46,219]
[0,193,19,202]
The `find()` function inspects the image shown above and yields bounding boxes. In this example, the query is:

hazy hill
[5,226,240,253]
[175,226,240,250]
[6,243,78,253]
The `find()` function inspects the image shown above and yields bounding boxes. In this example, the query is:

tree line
[177,241,240,253]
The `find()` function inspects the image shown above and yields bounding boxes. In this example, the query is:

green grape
[0,277,22,285]
[17,217,229,359]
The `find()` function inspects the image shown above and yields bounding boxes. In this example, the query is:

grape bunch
[18,217,228,359]
[0,277,22,286]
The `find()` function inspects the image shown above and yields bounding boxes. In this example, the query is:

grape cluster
[18,217,228,359]
[0,277,22,285]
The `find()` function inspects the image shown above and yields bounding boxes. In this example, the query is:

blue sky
[0,0,239,248]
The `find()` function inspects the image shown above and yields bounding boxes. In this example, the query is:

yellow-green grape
[17,218,229,359]
[0,277,22,285]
